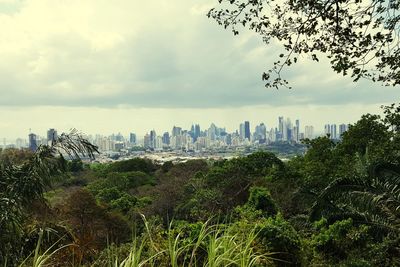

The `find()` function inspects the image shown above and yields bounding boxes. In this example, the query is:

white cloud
[0,0,398,138]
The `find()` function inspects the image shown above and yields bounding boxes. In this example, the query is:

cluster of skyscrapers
[91,118,348,152]
[324,124,349,140]
[2,118,350,153]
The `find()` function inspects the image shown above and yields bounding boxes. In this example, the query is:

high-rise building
[330,124,337,140]
[305,126,314,139]
[162,132,170,145]
[29,133,37,151]
[295,119,300,141]
[47,128,58,145]
[150,130,157,148]
[244,121,250,141]
[239,123,245,140]
[194,124,201,141]
[324,124,331,137]
[172,126,182,137]
[144,133,151,148]
[130,133,136,144]
[339,124,348,138]
[278,116,284,141]
[254,123,267,143]
[283,118,292,141]
[208,123,217,141]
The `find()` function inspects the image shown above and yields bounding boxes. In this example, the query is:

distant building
[194,124,201,141]
[278,117,284,141]
[339,124,348,138]
[239,123,245,140]
[144,134,151,148]
[172,126,182,137]
[162,132,170,145]
[244,121,250,141]
[47,128,58,145]
[130,133,136,144]
[330,124,337,140]
[305,126,314,139]
[29,133,37,151]
[150,130,157,148]
[324,124,331,137]
[295,119,300,142]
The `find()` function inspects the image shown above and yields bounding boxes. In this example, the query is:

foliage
[0,130,98,265]
[4,104,400,266]
[246,186,278,217]
[311,218,371,262]
[209,0,400,87]
[256,213,302,266]
[107,158,156,174]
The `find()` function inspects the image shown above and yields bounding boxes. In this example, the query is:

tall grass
[21,218,272,267]
[108,217,272,267]
[18,229,73,267]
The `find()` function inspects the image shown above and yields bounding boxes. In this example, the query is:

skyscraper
[130,133,136,144]
[150,130,157,148]
[295,119,300,142]
[239,123,245,140]
[244,121,250,140]
[29,133,37,151]
[162,132,170,145]
[278,116,284,141]
[208,123,217,141]
[194,124,201,141]
[305,126,314,139]
[172,126,182,137]
[330,124,337,140]
[339,124,348,138]
[324,124,331,137]
[47,128,57,145]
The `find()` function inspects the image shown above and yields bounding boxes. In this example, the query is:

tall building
[339,124,348,138]
[330,124,337,140]
[208,123,217,141]
[283,118,292,141]
[47,128,58,145]
[254,123,267,143]
[29,133,37,152]
[172,126,182,137]
[143,133,151,148]
[194,124,201,141]
[244,121,250,141]
[305,126,314,139]
[239,123,245,140]
[130,133,136,144]
[295,119,300,142]
[150,130,157,148]
[324,124,331,137]
[162,132,170,145]
[278,116,284,141]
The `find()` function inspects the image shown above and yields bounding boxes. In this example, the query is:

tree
[209,0,400,88]
[0,130,98,264]
[311,163,400,233]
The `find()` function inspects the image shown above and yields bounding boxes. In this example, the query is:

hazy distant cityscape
[2,117,349,161]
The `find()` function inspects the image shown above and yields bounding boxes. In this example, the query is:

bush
[256,213,302,266]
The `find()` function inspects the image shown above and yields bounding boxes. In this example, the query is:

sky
[0,0,399,141]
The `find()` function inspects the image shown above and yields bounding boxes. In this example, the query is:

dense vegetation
[1,104,400,266]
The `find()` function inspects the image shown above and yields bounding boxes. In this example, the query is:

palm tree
[311,162,400,233]
[0,129,98,264]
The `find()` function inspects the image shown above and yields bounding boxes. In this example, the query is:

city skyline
[3,115,350,148]
[0,103,385,142]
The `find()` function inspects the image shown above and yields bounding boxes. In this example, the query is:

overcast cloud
[0,0,399,139]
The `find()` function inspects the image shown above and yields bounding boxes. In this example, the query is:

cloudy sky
[0,0,399,141]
